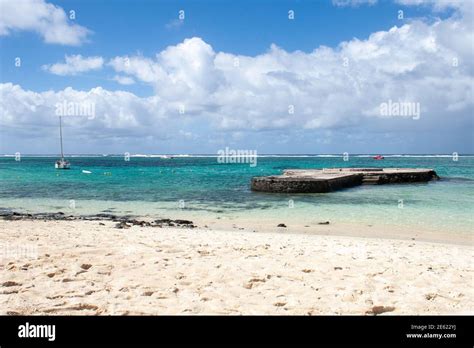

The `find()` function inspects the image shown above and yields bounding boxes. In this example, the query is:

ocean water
[1,155,473,233]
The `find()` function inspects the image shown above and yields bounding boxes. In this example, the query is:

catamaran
[55,116,70,169]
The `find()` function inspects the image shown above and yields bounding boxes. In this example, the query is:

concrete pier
[251,168,439,193]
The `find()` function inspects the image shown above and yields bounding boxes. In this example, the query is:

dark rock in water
[174,219,193,225]
[1,211,194,229]
[318,221,330,225]
[153,218,194,228]
[277,223,287,228]
[129,220,150,227]
[2,213,23,221]
[115,221,131,229]
[95,213,117,220]
[52,213,66,219]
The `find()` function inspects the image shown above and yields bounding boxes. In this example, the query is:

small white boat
[161,155,173,159]
[55,116,70,169]
[82,170,92,174]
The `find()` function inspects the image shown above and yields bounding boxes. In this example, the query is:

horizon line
[2,153,474,156]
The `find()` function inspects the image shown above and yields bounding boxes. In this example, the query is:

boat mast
[59,116,64,160]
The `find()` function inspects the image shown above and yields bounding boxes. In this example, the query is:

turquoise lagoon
[1,155,473,233]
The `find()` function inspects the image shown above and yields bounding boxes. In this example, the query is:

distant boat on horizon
[373,155,384,160]
[55,116,70,169]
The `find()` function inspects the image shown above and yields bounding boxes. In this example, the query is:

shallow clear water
[1,155,473,233]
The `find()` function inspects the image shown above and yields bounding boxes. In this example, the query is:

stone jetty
[251,168,439,193]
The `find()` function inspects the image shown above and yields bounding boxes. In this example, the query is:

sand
[0,219,472,315]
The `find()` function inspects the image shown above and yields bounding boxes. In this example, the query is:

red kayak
[373,155,384,160]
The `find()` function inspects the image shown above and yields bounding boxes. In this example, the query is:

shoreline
[1,210,472,246]
[1,218,473,315]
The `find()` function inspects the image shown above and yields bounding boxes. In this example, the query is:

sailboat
[55,116,70,169]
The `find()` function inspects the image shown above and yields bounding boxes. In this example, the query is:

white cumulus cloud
[0,0,91,45]
[42,55,104,76]
[112,75,135,85]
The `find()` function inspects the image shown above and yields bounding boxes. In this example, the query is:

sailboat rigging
[55,116,70,169]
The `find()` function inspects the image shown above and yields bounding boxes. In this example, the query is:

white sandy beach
[0,219,472,315]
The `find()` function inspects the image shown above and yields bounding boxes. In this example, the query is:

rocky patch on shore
[0,211,196,229]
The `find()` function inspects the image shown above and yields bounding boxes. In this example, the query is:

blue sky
[0,0,472,154]
[1,0,447,94]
